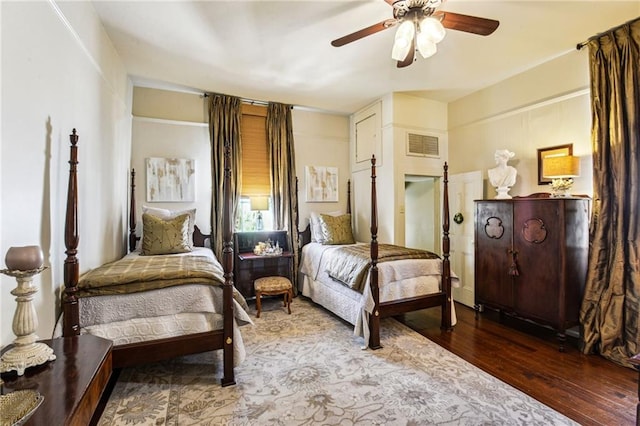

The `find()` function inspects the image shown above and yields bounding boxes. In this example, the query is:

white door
[447,170,483,307]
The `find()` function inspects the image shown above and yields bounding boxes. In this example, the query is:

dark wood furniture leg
[630,353,640,426]
[256,290,263,317]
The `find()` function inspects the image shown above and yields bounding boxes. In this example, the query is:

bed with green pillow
[298,158,456,350]
[60,135,248,386]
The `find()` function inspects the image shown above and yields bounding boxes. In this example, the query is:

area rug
[98,297,577,425]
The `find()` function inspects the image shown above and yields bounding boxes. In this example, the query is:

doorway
[404,171,483,308]
[404,175,439,253]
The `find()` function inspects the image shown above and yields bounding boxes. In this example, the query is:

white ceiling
[92,1,640,115]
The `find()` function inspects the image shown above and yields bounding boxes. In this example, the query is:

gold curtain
[207,94,242,260]
[266,103,299,288]
[580,18,640,367]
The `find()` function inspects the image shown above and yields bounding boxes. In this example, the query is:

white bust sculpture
[488,149,517,199]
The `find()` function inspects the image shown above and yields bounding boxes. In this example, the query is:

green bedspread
[325,243,440,293]
[77,253,226,297]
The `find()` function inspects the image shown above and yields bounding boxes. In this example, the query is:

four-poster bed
[299,156,454,348]
[60,129,248,386]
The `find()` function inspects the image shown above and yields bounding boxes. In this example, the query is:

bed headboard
[297,178,351,248]
[128,169,210,252]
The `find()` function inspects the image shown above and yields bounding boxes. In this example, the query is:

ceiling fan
[331,0,499,68]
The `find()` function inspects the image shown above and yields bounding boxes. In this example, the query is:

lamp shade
[542,155,581,178]
[250,196,269,211]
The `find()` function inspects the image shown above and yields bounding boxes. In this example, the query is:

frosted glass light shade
[420,17,446,43]
[416,32,437,58]
[392,20,415,61]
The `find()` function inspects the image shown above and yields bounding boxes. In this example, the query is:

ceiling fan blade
[437,11,499,36]
[397,39,415,68]
[331,19,396,47]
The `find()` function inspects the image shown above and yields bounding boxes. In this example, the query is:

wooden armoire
[474,197,590,350]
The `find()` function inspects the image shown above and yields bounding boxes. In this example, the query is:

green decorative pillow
[319,214,355,245]
[141,213,192,255]
[142,206,196,248]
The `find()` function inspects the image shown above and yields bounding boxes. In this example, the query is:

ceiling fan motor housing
[393,0,443,19]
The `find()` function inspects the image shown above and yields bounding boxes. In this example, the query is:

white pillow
[309,211,344,243]
[309,212,323,243]
[142,206,196,247]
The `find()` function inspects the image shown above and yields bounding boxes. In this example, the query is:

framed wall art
[146,157,196,202]
[537,144,573,185]
[305,165,338,202]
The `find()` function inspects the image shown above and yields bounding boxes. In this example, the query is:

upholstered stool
[254,276,293,318]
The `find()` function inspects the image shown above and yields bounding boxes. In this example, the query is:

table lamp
[250,196,269,231]
[543,155,581,197]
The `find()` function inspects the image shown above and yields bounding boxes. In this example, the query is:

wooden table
[235,250,294,298]
[1,335,112,426]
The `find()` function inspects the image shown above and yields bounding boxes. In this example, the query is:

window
[238,103,272,231]
[236,197,273,232]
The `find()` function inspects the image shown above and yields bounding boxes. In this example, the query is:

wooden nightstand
[234,231,293,299]
[1,335,112,425]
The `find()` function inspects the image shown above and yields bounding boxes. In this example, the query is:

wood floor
[394,302,638,426]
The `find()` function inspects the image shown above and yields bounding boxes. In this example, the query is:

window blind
[241,103,270,197]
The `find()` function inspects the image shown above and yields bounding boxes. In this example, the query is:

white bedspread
[55,247,253,365]
[299,242,458,345]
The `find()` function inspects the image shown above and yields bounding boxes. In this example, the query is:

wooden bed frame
[61,129,238,386]
[299,156,453,349]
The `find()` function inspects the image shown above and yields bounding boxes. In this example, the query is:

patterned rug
[99,297,577,425]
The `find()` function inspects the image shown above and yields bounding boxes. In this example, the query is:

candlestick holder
[0,267,56,375]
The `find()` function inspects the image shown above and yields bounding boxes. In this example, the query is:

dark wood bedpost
[221,140,235,386]
[129,169,137,252]
[347,179,351,215]
[63,129,80,336]
[441,162,453,330]
[295,177,300,248]
[369,155,381,349]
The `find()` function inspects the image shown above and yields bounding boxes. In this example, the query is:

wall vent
[407,133,439,157]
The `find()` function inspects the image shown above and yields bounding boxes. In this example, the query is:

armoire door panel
[475,201,514,309]
[512,200,561,323]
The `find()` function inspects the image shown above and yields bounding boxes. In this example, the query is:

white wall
[130,88,351,237]
[293,109,350,231]
[351,93,448,245]
[1,1,131,348]
[131,118,211,234]
[448,51,593,197]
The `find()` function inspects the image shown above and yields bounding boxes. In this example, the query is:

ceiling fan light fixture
[391,20,415,61]
[419,16,446,43]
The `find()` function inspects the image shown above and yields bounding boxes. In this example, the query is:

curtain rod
[202,92,266,105]
[202,92,293,108]
[576,16,640,50]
